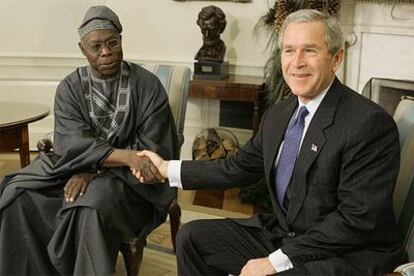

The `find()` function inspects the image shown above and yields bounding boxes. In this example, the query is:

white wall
[0,0,270,70]
[0,0,272,157]
[340,1,414,92]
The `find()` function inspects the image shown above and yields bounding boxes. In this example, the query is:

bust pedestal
[194,61,229,80]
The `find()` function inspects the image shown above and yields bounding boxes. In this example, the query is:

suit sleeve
[281,109,400,265]
[180,110,269,190]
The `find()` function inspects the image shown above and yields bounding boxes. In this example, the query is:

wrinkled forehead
[282,21,327,47]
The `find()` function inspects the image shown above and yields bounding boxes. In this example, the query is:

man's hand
[133,150,169,183]
[128,154,165,184]
[239,257,277,276]
[64,173,97,202]
[102,149,165,183]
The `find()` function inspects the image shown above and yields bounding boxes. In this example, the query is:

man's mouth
[100,61,117,69]
[291,73,311,78]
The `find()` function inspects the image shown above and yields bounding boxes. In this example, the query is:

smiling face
[79,29,123,79]
[281,21,343,103]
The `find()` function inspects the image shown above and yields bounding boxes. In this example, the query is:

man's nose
[292,50,305,67]
[100,45,112,56]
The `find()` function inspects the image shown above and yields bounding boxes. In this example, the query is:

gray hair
[277,9,344,55]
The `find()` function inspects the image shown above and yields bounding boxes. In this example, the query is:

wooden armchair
[38,64,191,276]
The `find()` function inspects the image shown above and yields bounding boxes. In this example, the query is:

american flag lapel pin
[311,144,318,152]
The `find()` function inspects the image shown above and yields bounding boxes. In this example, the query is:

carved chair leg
[168,200,181,252]
[119,239,146,276]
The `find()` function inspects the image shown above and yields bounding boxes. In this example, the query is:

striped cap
[78,6,122,39]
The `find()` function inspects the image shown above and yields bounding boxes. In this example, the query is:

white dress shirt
[167,82,331,273]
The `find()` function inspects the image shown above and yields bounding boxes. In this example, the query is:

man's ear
[78,42,86,57]
[332,47,344,72]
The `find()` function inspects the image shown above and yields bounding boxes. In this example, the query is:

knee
[177,220,199,245]
[176,220,207,251]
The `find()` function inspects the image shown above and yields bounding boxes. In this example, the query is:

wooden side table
[189,74,265,134]
[0,102,50,167]
[189,75,266,214]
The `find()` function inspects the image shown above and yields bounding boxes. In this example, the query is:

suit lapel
[286,78,344,225]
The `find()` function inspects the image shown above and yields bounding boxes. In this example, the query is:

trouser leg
[176,218,278,276]
[48,207,123,276]
[0,189,61,275]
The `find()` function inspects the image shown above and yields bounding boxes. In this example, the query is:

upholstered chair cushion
[141,64,191,147]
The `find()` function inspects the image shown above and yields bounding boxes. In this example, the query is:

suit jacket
[181,78,404,275]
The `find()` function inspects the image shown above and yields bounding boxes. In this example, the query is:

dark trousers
[176,218,310,276]
[0,188,122,276]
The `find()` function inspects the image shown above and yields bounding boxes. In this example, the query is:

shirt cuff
[168,160,183,189]
[268,249,293,272]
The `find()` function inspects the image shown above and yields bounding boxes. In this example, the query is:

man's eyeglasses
[86,38,121,54]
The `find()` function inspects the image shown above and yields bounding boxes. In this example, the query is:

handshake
[63,150,167,203]
[131,150,170,184]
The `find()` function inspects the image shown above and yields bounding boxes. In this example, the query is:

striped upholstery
[393,97,414,267]
[141,64,191,148]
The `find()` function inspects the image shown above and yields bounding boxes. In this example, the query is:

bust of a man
[195,6,227,63]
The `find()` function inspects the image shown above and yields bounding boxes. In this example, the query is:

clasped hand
[129,153,165,184]
[131,150,168,183]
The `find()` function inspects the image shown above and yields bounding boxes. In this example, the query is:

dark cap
[78,6,122,39]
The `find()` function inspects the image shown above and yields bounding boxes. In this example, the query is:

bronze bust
[195,6,227,63]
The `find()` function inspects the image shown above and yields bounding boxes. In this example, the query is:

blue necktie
[275,106,309,211]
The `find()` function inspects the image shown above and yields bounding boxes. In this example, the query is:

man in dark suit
[136,9,404,276]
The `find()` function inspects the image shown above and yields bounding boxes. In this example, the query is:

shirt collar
[297,79,334,117]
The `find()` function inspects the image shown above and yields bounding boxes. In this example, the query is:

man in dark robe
[0,5,179,275]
